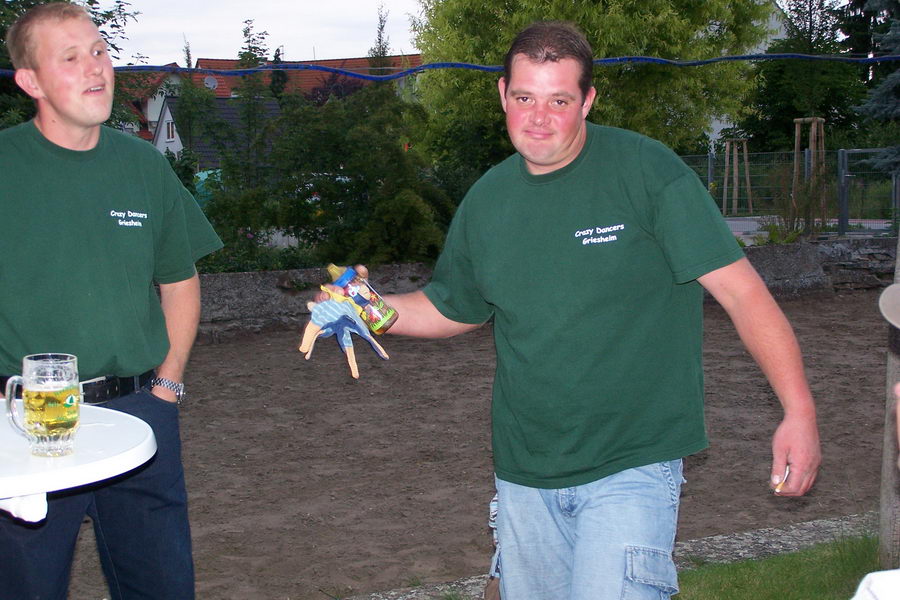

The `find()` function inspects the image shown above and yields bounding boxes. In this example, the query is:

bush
[753,165,834,244]
[197,231,317,274]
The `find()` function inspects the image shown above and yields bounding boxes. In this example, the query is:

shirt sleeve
[422,197,494,325]
[153,160,223,284]
[640,138,745,283]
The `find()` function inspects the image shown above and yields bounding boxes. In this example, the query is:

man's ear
[497,77,508,113]
[14,69,43,100]
[582,86,597,118]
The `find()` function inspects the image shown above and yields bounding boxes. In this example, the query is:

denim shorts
[495,459,684,600]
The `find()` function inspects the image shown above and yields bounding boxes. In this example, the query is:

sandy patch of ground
[66,288,887,599]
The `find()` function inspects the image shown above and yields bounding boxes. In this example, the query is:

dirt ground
[67,287,889,599]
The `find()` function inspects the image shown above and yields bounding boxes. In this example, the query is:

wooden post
[815,118,826,226]
[721,139,753,215]
[722,141,731,214]
[741,139,754,214]
[732,142,740,214]
[792,117,826,221]
[792,120,803,210]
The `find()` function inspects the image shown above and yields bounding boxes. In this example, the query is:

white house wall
[146,73,181,136]
[151,102,184,156]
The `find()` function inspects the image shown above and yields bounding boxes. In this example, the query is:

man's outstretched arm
[699,257,821,497]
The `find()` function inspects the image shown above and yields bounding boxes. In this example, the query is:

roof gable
[165,96,283,170]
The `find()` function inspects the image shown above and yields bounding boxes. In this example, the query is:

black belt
[1,370,155,404]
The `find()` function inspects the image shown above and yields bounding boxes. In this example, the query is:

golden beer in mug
[5,354,81,456]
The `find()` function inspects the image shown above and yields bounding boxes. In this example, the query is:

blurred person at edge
[851,285,900,600]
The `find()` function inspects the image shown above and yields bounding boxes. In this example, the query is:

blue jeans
[0,390,194,599]
[496,459,684,600]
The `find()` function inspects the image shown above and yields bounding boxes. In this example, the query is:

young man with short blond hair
[0,3,222,598]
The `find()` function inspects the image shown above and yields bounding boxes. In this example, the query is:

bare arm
[153,272,201,402]
[384,290,483,338]
[698,257,821,496]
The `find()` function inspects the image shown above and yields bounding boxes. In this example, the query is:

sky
[112,1,423,67]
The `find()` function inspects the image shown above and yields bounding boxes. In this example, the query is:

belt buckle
[79,375,106,398]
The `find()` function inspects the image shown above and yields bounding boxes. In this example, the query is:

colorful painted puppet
[299,288,389,379]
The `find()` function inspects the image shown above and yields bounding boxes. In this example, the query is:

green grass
[678,536,880,600]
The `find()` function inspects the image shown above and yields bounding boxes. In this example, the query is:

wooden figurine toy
[299,288,389,379]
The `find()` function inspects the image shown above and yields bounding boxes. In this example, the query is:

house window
[165,121,175,142]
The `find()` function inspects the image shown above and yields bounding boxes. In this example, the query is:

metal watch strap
[149,377,185,404]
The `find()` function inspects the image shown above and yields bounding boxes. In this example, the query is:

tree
[164,147,198,195]
[160,38,215,197]
[0,1,39,127]
[171,39,216,155]
[270,7,450,265]
[273,83,448,265]
[303,5,394,106]
[735,0,869,149]
[411,0,773,197]
[838,0,895,85]
[368,3,392,75]
[203,20,279,253]
[858,0,900,174]
[305,72,364,106]
[269,47,288,101]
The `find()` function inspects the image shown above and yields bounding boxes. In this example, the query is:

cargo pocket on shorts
[622,545,678,599]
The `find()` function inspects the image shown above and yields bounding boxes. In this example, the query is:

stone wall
[743,237,897,299]
[197,238,897,341]
[745,238,897,297]
[198,263,433,343]
[814,237,897,291]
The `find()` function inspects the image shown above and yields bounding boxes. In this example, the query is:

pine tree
[858,0,900,173]
[270,47,288,101]
[838,0,894,84]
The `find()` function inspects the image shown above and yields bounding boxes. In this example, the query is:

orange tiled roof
[191,54,422,98]
[117,62,180,100]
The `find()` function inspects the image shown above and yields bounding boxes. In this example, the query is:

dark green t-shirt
[0,122,223,379]
[424,123,745,489]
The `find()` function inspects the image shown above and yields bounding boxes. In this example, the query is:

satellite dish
[203,76,218,90]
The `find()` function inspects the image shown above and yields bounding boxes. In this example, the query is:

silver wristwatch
[149,377,185,404]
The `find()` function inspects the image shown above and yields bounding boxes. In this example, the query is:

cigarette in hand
[774,465,790,493]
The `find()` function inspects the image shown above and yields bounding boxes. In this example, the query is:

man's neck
[33,115,101,151]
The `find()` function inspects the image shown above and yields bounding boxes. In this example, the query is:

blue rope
[1,53,898,79]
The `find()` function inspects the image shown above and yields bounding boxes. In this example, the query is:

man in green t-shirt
[0,4,222,599]
[361,21,820,599]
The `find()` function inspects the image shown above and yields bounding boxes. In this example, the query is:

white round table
[0,404,157,515]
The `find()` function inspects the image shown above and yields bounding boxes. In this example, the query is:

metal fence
[681,147,898,238]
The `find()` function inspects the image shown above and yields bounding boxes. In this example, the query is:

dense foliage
[734,0,896,150]
[411,0,774,190]
[857,0,900,173]
[195,16,450,269]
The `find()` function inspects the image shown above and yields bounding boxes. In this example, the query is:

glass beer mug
[5,353,81,456]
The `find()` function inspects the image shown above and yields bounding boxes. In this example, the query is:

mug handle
[5,376,27,437]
